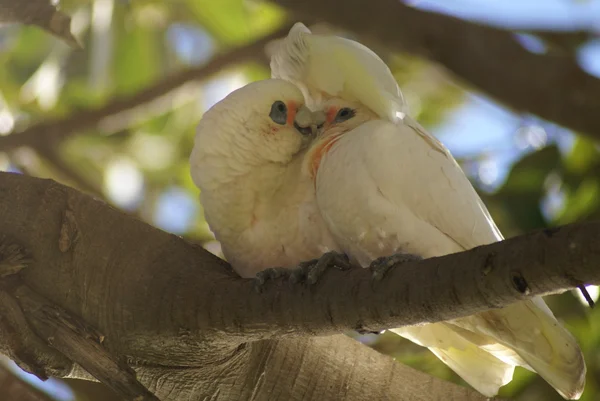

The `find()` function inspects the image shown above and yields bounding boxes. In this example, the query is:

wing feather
[317,119,585,398]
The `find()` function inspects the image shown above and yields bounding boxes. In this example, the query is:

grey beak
[311,110,326,130]
[294,106,325,136]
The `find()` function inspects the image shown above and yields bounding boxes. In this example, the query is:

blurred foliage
[1,0,599,400]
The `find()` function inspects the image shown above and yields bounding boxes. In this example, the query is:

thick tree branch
[5,172,600,350]
[0,24,291,153]
[0,173,596,400]
[1,170,598,346]
[0,172,493,400]
[272,0,600,139]
[14,285,159,401]
[199,221,600,337]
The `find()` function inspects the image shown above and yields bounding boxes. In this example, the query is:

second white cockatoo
[189,78,340,278]
[271,23,586,399]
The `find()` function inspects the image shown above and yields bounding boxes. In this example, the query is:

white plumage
[189,79,339,278]
[314,117,585,398]
[271,22,407,122]
[272,23,586,399]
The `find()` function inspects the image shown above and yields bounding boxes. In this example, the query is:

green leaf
[184,0,285,46]
[113,9,163,95]
[242,62,271,82]
[556,177,600,224]
[493,145,561,232]
[564,136,600,174]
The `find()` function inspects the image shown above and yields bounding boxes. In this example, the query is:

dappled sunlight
[515,125,548,150]
[201,73,250,111]
[0,109,15,135]
[103,157,144,209]
[513,33,547,54]
[20,55,65,110]
[130,132,176,171]
[153,186,198,234]
[578,39,600,78]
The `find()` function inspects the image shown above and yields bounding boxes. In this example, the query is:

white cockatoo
[271,23,586,399]
[189,79,340,278]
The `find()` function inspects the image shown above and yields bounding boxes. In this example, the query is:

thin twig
[577,284,595,308]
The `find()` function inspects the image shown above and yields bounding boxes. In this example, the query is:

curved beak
[294,106,326,138]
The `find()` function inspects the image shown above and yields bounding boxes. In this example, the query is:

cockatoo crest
[271,22,407,123]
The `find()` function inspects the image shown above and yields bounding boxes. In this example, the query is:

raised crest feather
[271,22,407,123]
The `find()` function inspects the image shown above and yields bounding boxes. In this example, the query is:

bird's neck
[201,154,308,237]
[303,131,345,184]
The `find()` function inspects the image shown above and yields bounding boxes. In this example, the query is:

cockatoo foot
[370,253,422,282]
[291,251,352,285]
[254,267,293,292]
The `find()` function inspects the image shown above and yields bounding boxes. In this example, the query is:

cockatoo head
[192,78,317,170]
[271,22,407,123]
[301,97,377,181]
[314,97,378,137]
[190,79,321,192]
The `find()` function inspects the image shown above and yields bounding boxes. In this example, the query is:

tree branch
[0,172,494,400]
[14,285,159,401]
[3,168,595,399]
[195,222,600,338]
[7,172,600,349]
[271,0,600,140]
[0,24,291,153]
[0,0,79,47]
[0,171,597,368]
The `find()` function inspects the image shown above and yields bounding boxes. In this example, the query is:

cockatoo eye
[269,100,288,125]
[334,108,356,123]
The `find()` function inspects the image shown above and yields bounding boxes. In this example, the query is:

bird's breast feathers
[304,132,345,184]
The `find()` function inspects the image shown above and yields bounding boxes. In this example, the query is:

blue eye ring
[334,107,356,123]
[270,101,288,125]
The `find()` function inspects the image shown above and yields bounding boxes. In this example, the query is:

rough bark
[0,172,597,399]
[272,0,600,139]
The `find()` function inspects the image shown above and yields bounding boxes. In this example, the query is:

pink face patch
[325,107,338,125]
[286,101,297,126]
[308,133,344,184]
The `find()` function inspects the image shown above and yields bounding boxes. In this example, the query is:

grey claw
[301,251,352,285]
[254,252,353,291]
[254,267,292,292]
[289,263,310,284]
[370,253,422,282]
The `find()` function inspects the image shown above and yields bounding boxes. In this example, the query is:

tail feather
[447,323,531,370]
[429,346,514,398]
[390,323,514,397]
[390,297,585,399]
[450,297,586,399]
